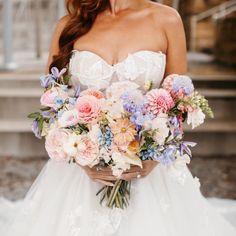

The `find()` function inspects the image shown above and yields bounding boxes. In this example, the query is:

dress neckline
[71,49,166,67]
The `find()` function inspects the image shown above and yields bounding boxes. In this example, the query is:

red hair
[49,0,108,71]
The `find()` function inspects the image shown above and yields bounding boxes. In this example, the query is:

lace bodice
[69,50,166,91]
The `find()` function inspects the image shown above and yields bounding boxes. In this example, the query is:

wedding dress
[1,50,236,236]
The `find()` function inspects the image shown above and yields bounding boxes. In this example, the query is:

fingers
[91,174,117,181]
[93,179,114,186]
[123,166,143,174]
[121,171,144,181]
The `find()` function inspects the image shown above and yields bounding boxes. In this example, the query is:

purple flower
[39,74,55,88]
[158,147,176,166]
[169,116,179,128]
[31,120,41,139]
[51,67,67,80]
[75,86,80,98]
[179,141,197,157]
[41,111,51,118]
[172,76,194,95]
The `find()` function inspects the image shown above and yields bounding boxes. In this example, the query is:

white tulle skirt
[1,160,236,236]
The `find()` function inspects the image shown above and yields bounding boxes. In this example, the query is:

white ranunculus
[151,114,169,145]
[111,151,142,177]
[88,124,102,144]
[100,97,124,119]
[63,133,81,158]
[106,81,140,99]
[187,108,205,129]
[58,109,79,128]
[128,89,144,104]
[100,147,112,164]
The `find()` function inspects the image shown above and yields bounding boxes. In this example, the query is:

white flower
[144,114,169,145]
[128,89,144,104]
[100,147,112,164]
[111,151,142,177]
[100,97,124,119]
[174,152,191,168]
[106,81,140,99]
[144,80,153,91]
[187,108,205,129]
[88,124,102,144]
[63,133,81,158]
[58,109,79,128]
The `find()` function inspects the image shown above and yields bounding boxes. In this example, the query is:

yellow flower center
[121,127,127,133]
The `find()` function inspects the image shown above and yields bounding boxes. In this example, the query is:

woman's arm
[45,15,70,73]
[120,8,188,182]
[164,8,187,76]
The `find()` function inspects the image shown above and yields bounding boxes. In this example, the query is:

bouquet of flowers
[28,68,213,209]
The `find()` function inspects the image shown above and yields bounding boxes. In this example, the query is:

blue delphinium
[172,76,194,95]
[121,92,150,129]
[53,96,64,109]
[157,147,176,166]
[140,147,160,161]
[98,127,113,148]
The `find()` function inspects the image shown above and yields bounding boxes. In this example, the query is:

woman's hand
[121,160,159,181]
[80,160,159,186]
[81,165,117,186]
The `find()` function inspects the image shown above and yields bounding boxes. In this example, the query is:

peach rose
[45,128,69,161]
[74,134,99,167]
[80,89,105,99]
[40,87,68,109]
[75,95,101,124]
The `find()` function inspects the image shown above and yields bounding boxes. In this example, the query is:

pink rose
[75,95,101,124]
[74,135,99,167]
[40,87,68,109]
[45,128,69,161]
[58,109,80,128]
[146,88,174,115]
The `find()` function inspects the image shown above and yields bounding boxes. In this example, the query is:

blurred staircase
[184,62,236,157]
[0,60,236,158]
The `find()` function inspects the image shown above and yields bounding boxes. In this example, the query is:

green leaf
[63,75,71,84]
[38,118,44,133]
[27,112,41,119]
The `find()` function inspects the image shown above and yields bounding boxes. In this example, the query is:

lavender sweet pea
[31,120,41,139]
[51,67,67,80]
[40,74,55,88]
[179,141,197,157]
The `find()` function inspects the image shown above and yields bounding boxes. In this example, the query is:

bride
[2,0,236,235]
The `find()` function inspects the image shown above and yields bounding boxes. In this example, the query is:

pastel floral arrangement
[28,68,213,209]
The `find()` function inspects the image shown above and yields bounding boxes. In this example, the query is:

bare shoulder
[148,2,183,30]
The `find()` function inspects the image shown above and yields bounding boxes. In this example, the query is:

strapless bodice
[69,50,166,91]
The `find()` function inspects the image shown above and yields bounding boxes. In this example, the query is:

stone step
[184,132,236,157]
[0,76,40,89]
[208,98,236,120]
